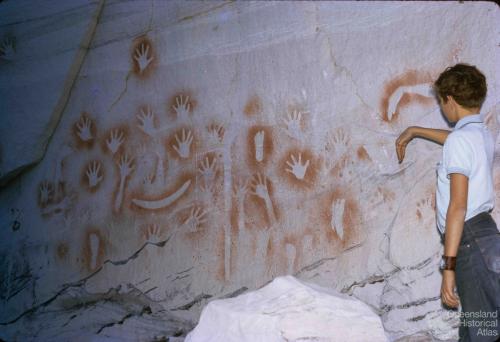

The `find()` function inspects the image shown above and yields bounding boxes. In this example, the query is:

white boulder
[186,276,388,342]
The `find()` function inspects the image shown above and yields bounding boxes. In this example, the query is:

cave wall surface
[0,0,102,185]
[1,1,499,341]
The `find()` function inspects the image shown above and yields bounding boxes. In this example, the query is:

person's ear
[447,96,459,117]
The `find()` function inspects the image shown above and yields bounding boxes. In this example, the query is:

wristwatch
[439,255,457,271]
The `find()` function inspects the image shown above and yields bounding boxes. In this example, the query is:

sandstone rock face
[0,0,103,185]
[0,2,499,341]
[186,276,388,341]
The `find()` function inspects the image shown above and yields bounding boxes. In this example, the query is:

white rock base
[186,276,388,342]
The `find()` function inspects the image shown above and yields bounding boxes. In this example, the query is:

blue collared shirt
[436,114,495,234]
[453,114,483,131]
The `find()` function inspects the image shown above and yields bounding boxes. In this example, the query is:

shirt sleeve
[443,133,473,179]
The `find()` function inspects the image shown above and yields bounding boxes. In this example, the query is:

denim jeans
[454,212,500,341]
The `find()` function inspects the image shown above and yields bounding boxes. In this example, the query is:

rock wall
[0,1,499,341]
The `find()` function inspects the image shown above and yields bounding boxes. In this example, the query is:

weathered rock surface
[0,1,499,341]
[0,280,192,341]
[0,0,104,186]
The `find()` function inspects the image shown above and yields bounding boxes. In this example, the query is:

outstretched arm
[396,126,450,163]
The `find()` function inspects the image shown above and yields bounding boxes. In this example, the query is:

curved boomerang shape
[132,180,191,210]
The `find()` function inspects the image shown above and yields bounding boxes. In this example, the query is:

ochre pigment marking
[331,155,349,179]
[278,148,319,191]
[283,235,301,274]
[317,188,363,249]
[377,186,396,203]
[246,125,274,170]
[216,227,225,281]
[168,91,197,118]
[303,227,320,250]
[56,242,69,261]
[229,173,249,231]
[80,159,105,193]
[395,93,435,117]
[335,189,363,249]
[286,103,309,131]
[229,218,239,276]
[447,41,464,64]
[325,128,351,178]
[315,193,333,241]
[52,182,67,205]
[495,172,500,194]
[180,203,207,239]
[246,174,280,228]
[81,228,106,272]
[136,103,160,136]
[206,122,225,142]
[230,196,239,233]
[380,70,434,123]
[265,233,275,276]
[244,95,263,117]
[201,153,225,202]
[129,173,194,213]
[131,35,157,79]
[356,146,372,162]
[72,113,96,149]
[37,180,54,208]
[197,152,220,181]
[100,124,129,155]
[268,177,282,224]
[430,191,436,212]
[110,151,135,215]
[415,186,436,222]
[250,231,258,257]
[166,126,198,161]
[416,209,422,221]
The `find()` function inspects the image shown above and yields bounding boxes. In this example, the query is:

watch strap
[441,255,457,271]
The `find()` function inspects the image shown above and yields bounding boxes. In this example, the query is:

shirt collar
[453,114,482,130]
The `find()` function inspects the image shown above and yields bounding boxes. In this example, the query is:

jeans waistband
[460,211,498,246]
[464,211,492,226]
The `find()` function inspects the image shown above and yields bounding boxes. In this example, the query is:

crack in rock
[341,267,399,295]
[1,280,193,341]
[0,0,106,187]
[396,296,441,310]
[96,305,152,334]
[108,71,131,112]
[294,243,362,277]
[0,236,172,325]
[4,273,32,302]
[61,313,78,328]
[172,274,190,282]
[178,2,233,23]
[171,293,212,311]
[219,286,248,299]
[381,295,441,314]
[144,286,158,295]
[407,313,428,322]
[322,29,372,111]
[407,253,438,271]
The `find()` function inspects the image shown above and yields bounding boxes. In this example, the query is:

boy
[395,64,499,341]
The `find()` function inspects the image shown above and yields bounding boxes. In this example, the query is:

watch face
[439,258,445,270]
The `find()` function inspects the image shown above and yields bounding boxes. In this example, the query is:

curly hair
[434,63,487,109]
